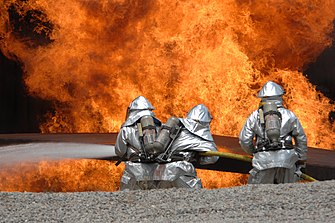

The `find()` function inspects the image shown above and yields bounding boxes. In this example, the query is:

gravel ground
[1,180,334,223]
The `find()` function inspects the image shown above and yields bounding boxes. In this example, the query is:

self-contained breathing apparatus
[154,116,183,162]
[256,101,283,152]
[139,115,157,155]
[115,115,160,166]
[134,115,158,161]
[135,116,183,163]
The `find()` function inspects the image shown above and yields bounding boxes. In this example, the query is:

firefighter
[154,104,219,189]
[239,81,307,184]
[116,99,218,190]
[115,96,162,190]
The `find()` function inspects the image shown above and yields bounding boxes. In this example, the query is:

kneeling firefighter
[239,81,308,184]
[153,104,219,189]
[116,99,218,190]
[115,96,163,190]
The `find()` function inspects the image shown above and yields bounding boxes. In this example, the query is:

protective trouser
[120,161,202,190]
[248,166,300,184]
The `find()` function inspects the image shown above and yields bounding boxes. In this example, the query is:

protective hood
[122,110,161,127]
[186,104,212,123]
[179,118,213,141]
[128,96,155,111]
[257,81,285,98]
[179,104,213,141]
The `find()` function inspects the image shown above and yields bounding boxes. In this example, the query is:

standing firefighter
[115,96,162,190]
[239,81,308,184]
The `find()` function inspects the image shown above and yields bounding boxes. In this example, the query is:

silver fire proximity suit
[115,96,162,190]
[239,81,308,184]
[115,99,218,190]
[157,104,219,189]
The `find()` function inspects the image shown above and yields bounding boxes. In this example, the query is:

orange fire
[0,160,124,192]
[0,158,248,192]
[0,0,334,192]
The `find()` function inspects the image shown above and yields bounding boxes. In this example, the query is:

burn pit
[0,0,335,192]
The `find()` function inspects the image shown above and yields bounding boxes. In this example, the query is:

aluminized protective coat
[172,104,218,164]
[116,99,206,190]
[239,102,308,171]
[116,124,203,190]
[115,125,143,160]
[257,81,285,98]
[169,128,219,165]
[116,120,213,189]
[116,96,161,160]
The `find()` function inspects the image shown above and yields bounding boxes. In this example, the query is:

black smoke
[0,51,52,133]
[305,45,335,101]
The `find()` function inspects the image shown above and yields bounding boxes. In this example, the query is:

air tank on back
[263,102,281,146]
[140,115,157,155]
[153,116,182,154]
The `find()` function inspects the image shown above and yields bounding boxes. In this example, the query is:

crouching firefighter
[115,96,163,190]
[153,104,219,189]
[239,81,308,184]
[115,99,219,190]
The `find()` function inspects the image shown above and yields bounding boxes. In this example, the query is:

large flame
[0,0,334,192]
[0,160,124,192]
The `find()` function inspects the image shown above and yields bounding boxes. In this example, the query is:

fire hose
[199,151,317,182]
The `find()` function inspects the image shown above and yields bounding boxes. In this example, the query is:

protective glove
[295,160,307,178]
[296,160,307,168]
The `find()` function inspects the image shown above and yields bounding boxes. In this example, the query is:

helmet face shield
[257,81,285,98]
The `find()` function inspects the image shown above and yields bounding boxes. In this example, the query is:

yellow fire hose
[199,151,317,182]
